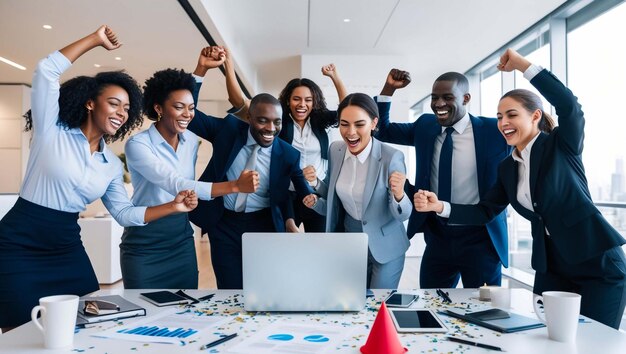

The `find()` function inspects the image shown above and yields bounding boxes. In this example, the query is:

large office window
[479,71,501,118]
[412,0,626,283]
[514,44,552,115]
[568,2,626,234]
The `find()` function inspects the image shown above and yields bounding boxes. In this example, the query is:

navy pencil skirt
[0,198,99,328]
[120,213,197,289]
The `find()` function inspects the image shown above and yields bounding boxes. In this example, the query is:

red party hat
[360,302,408,354]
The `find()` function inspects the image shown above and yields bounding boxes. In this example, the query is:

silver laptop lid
[242,232,368,312]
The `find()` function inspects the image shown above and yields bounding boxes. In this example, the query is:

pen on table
[200,333,238,350]
[446,336,504,351]
[436,289,452,303]
[198,293,215,301]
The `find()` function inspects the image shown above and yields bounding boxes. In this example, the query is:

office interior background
[1,0,625,328]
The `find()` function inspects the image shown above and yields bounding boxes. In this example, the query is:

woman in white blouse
[0,26,197,331]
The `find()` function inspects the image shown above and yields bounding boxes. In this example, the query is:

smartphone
[389,309,449,333]
[385,293,418,307]
[140,291,193,307]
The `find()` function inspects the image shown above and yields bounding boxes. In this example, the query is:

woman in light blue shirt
[0,26,197,331]
[121,68,258,289]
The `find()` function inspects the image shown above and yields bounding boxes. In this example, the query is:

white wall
[0,84,30,193]
[301,54,416,185]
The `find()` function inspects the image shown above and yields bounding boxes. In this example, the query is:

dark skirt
[120,213,197,289]
[0,198,99,328]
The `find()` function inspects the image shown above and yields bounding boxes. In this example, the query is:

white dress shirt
[289,116,328,190]
[431,113,480,204]
[511,133,540,212]
[336,139,373,221]
[439,63,544,218]
[223,131,272,212]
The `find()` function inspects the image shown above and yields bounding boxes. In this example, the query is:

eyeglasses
[84,300,120,315]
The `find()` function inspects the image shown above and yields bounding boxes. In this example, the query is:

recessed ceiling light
[0,56,26,70]
[94,64,101,68]
[115,57,121,61]
[43,25,52,29]
[343,18,351,23]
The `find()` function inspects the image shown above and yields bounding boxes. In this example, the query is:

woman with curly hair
[121,68,258,289]
[0,25,198,331]
[209,46,347,232]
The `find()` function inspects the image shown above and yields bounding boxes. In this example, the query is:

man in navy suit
[187,50,313,288]
[375,69,511,288]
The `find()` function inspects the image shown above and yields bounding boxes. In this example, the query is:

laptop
[242,232,368,312]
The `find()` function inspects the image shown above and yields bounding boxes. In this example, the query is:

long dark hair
[337,93,379,136]
[24,71,143,143]
[278,78,337,129]
[501,89,555,133]
[143,68,195,121]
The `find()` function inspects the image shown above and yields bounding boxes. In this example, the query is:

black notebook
[140,290,194,307]
[441,308,545,333]
[76,295,146,326]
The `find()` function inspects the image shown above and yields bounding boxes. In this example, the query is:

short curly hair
[278,78,337,129]
[24,70,143,143]
[143,68,196,121]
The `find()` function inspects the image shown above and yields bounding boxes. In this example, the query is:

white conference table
[1,288,625,353]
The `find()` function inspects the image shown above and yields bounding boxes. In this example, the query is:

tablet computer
[389,309,449,333]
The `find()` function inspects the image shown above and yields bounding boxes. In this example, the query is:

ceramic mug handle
[31,305,46,333]
[533,294,546,323]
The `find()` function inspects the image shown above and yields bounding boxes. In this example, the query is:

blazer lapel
[329,143,346,227]
[529,133,548,201]
[362,139,383,211]
[269,138,284,195]
[225,128,248,178]
[420,122,441,190]
[470,115,487,195]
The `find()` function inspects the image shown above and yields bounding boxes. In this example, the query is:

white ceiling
[1,0,567,106]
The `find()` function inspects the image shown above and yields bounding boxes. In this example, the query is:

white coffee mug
[31,294,79,349]
[533,291,581,342]
[489,287,511,309]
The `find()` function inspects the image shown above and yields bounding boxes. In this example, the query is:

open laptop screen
[242,232,368,312]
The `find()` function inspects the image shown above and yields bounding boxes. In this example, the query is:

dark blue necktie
[438,127,455,202]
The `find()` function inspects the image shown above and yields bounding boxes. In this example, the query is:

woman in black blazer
[414,48,626,329]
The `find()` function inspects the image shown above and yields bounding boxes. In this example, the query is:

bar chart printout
[94,308,228,345]
[117,325,197,338]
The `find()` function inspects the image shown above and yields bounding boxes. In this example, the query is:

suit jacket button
[363,221,368,225]
[533,202,538,207]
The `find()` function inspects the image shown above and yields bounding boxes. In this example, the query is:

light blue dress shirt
[19,51,146,226]
[124,124,212,206]
[223,131,272,212]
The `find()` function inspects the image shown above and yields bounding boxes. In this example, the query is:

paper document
[228,321,353,354]
[93,308,228,345]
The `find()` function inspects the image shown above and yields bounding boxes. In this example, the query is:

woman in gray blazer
[304,93,412,289]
